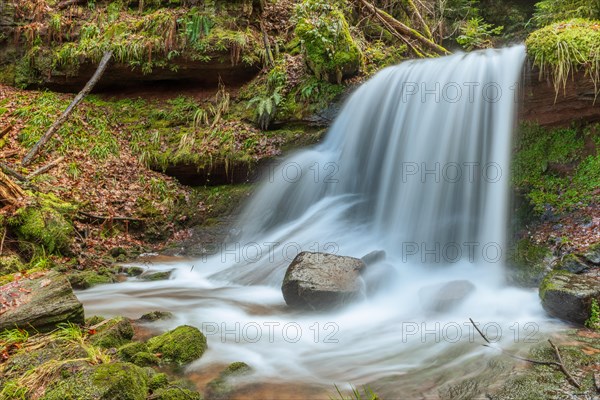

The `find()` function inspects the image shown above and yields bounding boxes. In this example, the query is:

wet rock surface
[0,271,84,332]
[281,252,366,310]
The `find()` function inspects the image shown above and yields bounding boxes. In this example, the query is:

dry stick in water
[22,51,113,166]
[468,318,582,390]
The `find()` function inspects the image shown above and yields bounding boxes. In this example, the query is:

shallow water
[78,45,564,397]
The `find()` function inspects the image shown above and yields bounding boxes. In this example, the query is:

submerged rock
[0,271,84,332]
[281,252,366,310]
[419,280,476,313]
[140,270,173,281]
[205,362,252,400]
[360,250,386,266]
[539,269,600,324]
[147,325,207,365]
[138,310,174,322]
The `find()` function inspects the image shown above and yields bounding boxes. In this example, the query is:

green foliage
[526,19,600,96]
[248,90,282,130]
[295,0,362,83]
[456,17,503,50]
[585,298,600,330]
[332,385,379,400]
[532,0,600,27]
[511,122,600,213]
[13,91,119,160]
[9,198,75,255]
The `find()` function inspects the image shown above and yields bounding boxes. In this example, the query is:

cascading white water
[79,45,558,396]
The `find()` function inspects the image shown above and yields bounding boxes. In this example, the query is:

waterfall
[213,45,526,285]
[79,45,552,392]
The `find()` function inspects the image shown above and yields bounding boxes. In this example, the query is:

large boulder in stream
[540,269,600,324]
[0,271,84,332]
[281,252,366,310]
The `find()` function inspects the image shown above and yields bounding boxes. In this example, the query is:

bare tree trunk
[22,51,113,167]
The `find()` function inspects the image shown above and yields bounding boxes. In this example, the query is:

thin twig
[469,318,582,390]
[0,227,6,256]
[469,317,490,344]
[77,210,143,222]
[548,339,582,389]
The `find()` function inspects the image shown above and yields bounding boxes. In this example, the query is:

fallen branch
[56,0,85,10]
[0,163,28,182]
[26,157,64,179]
[77,210,143,223]
[0,124,13,139]
[0,150,19,159]
[469,318,581,390]
[260,20,274,68]
[356,0,449,56]
[22,51,113,166]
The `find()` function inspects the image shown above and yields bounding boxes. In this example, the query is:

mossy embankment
[0,316,211,399]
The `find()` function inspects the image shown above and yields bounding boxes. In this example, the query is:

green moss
[86,315,106,326]
[147,325,206,365]
[149,372,170,391]
[538,269,573,300]
[9,201,74,255]
[139,311,174,322]
[0,254,26,276]
[555,253,589,273]
[140,270,173,281]
[526,19,600,95]
[91,362,149,400]
[295,0,362,83]
[205,362,252,399]
[118,342,149,362]
[90,317,134,349]
[507,239,551,286]
[69,271,114,290]
[131,351,160,367]
[512,122,594,213]
[153,387,203,400]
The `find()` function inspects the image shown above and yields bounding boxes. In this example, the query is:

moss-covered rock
[584,242,600,264]
[147,325,207,365]
[0,254,25,275]
[140,270,173,281]
[123,266,145,276]
[117,342,149,362]
[42,362,149,400]
[526,19,600,94]
[148,372,170,391]
[539,269,600,324]
[69,270,115,290]
[0,271,84,333]
[506,239,552,287]
[131,351,161,367]
[9,203,74,255]
[295,0,362,83]
[139,310,174,322]
[204,362,252,400]
[153,387,203,400]
[554,253,590,274]
[90,317,134,349]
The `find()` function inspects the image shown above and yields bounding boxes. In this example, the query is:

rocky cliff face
[521,65,600,127]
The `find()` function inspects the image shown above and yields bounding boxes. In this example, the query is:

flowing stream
[79,45,560,397]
